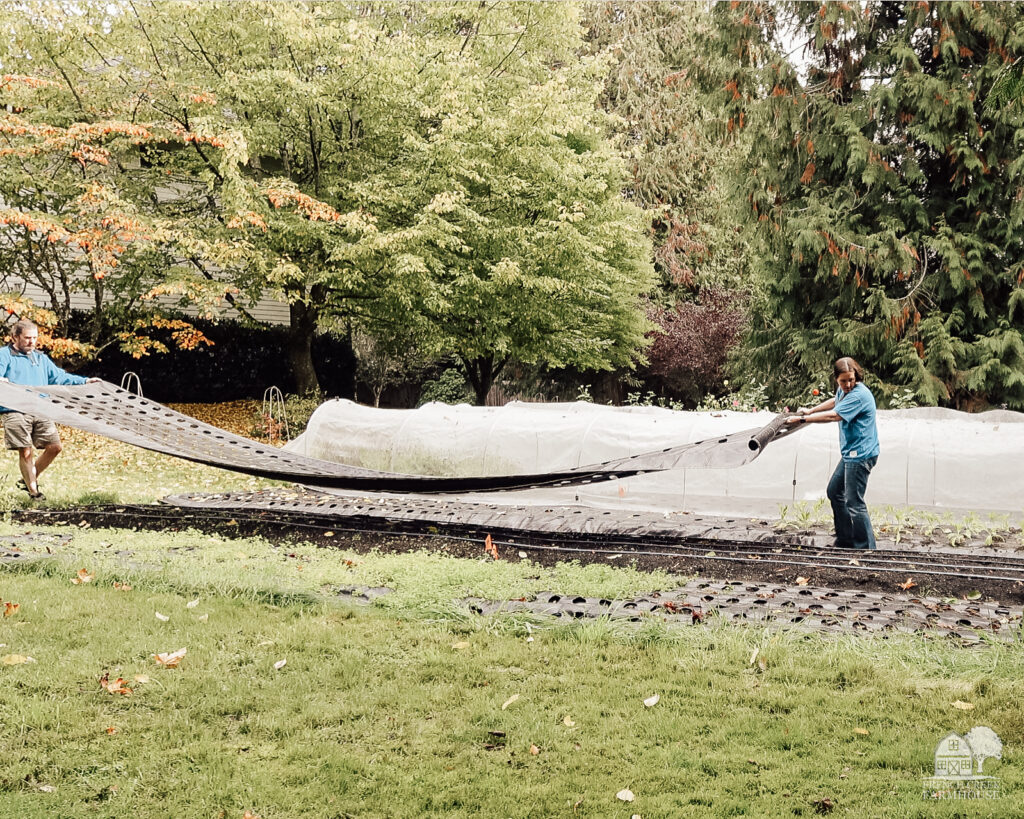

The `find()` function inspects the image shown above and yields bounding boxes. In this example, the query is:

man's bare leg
[33,442,62,482]
[18,446,39,495]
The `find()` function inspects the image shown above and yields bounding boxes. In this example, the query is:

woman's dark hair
[833,356,864,383]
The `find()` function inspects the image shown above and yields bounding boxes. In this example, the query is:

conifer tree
[718,1,1024,409]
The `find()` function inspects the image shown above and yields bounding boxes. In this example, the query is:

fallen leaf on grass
[37,784,55,793]
[153,647,187,668]
[113,582,132,592]
[795,577,809,586]
[951,700,975,711]
[563,715,575,727]
[274,659,287,670]
[3,601,19,617]
[155,612,169,622]
[2,654,35,665]
[71,568,94,585]
[643,694,660,708]
[452,641,470,650]
[529,744,540,755]
[196,614,209,622]
[898,578,917,590]
[853,728,870,736]
[105,726,118,735]
[99,673,132,696]
[133,674,150,684]
[324,531,335,538]
[501,694,520,710]
[616,789,635,802]
[186,598,199,609]
[811,796,835,814]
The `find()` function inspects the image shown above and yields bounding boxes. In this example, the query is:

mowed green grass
[0,419,1023,816]
[2,558,1024,818]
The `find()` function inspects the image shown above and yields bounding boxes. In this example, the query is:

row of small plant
[776,500,1021,548]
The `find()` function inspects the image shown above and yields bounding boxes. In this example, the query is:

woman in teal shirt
[787,357,879,550]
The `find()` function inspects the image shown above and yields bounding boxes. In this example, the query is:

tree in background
[8,2,654,400]
[584,2,749,405]
[717,1,1024,409]
[0,69,212,360]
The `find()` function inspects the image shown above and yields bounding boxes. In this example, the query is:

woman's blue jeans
[826,457,877,550]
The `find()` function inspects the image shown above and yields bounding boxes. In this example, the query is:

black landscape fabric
[0,380,801,493]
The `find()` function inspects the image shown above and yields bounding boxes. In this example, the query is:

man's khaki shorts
[2,412,61,450]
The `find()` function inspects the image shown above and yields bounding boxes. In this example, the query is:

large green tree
[7,1,655,399]
[718,1,1024,409]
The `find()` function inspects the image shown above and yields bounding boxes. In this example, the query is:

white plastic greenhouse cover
[284,400,1024,517]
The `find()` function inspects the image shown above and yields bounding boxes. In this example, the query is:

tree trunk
[287,299,321,395]
[462,355,506,406]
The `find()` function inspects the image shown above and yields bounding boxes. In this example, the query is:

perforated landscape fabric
[287,400,1024,514]
[0,381,796,492]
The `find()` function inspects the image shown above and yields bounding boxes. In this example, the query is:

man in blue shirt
[787,357,880,550]
[0,319,99,500]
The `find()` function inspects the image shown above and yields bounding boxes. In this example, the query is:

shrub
[641,288,745,407]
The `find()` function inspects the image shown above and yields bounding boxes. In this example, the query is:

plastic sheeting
[286,400,1024,516]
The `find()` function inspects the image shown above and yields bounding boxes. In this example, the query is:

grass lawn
[0,417,1022,817]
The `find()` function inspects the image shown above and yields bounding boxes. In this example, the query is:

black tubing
[748,413,792,451]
